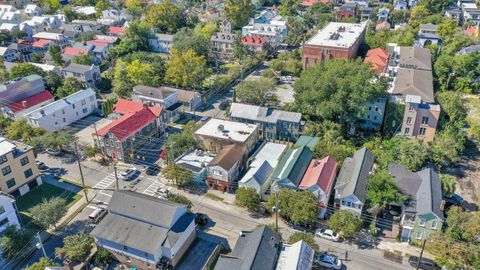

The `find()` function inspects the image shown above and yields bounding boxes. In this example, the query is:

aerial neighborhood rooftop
[0,0,478,270]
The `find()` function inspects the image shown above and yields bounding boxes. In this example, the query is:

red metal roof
[299,156,337,193]
[302,0,329,6]
[8,90,54,113]
[96,99,163,141]
[32,39,52,48]
[464,26,478,39]
[108,26,126,36]
[87,40,110,47]
[94,35,118,44]
[95,108,157,141]
[364,48,389,73]
[241,35,267,46]
[63,47,88,56]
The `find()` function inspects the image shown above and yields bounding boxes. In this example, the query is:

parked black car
[195,213,209,226]
[408,256,440,270]
[146,164,160,176]
[219,100,230,110]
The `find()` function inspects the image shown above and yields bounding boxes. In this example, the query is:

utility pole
[272,189,280,232]
[113,164,119,190]
[74,142,89,202]
[36,232,47,258]
[416,237,427,270]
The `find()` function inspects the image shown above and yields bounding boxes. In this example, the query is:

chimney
[22,100,27,108]
[64,259,73,270]
[313,160,318,167]
[218,125,224,133]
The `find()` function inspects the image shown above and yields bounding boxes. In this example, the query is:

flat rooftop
[305,22,366,48]
[175,150,215,173]
[195,119,258,143]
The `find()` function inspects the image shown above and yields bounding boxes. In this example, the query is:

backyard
[15,183,82,229]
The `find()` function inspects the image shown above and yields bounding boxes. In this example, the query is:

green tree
[194,21,219,39]
[436,91,467,128]
[440,174,456,194]
[95,0,110,17]
[44,72,62,94]
[5,119,45,141]
[266,189,318,226]
[0,225,32,260]
[39,0,60,14]
[0,116,12,130]
[164,121,198,159]
[125,0,143,17]
[10,63,44,79]
[288,232,319,252]
[165,49,210,89]
[173,27,210,57]
[236,78,278,106]
[75,32,96,43]
[328,210,363,239]
[0,30,13,46]
[163,164,194,186]
[410,5,430,20]
[30,129,77,151]
[92,248,113,266]
[30,197,67,230]
[167,194,193,210]
[55,233,93,262]
[85,146,102,157]
[57,77,83,98]
[109,20,152,58]
[31,53,44,63]
[223,0,254,28]
[0,60,9,81]
[293,59,384,131]
[431,126,466,168]
[146,1,186,33]
[48,45,63,66]
[73,55,94,66]
[25,258,59,270]
[235,187,261,211]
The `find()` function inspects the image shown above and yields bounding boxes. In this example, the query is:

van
[88,208,107,224]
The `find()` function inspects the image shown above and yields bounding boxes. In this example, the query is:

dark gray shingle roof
[214,226,281,270]
[335,147,374,203]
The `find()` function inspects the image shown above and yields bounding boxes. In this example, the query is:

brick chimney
[22,100,27,108]
[64,259,74,270]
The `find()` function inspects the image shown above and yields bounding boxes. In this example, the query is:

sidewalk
[376,238,434,259]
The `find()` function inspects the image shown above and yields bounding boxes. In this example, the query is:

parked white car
[315,252,342,270]
[156,187,171,198]
[315,228,340,242]
[121,168,139,180]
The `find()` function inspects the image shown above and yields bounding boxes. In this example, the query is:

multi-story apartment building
[25,88,97,132]
[210,20,235,61]
[303,22,366,69]
[94,99,164,162]
[229,103,304,141]
[241,15,287,47]
[0,192,22,233]
[0,137,42,197]
[401,95,440,142]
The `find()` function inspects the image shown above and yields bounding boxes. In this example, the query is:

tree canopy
[223,0,255,28]
[30,197,67,230]
[293,59,384,131]
[165,49,211,89]
[0,225,32,260]
[266,189,318,226]
[55,233,93,262]
[236,78,278,106]
[235,187,261,211]
[146,1,187,34]
[10,63,44,79]
[288,232,319,252]
[366,170,406,213]
[173,28,210,58]
[56,77,84,98]
[328,210,363,239]
[25,258,59,270]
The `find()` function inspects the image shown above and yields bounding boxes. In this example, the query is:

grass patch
[59,178,82,188]
[16,183,82,229]
[205,192,224,202]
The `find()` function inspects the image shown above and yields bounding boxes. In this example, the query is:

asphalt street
[34,153,413,270]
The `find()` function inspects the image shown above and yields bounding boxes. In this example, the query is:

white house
[0,192,22,233]
[91,191,196,268]
[25,88,98,132]
[33,32,69,48]
[276,240,314,270]
[149,33,174,54]
[23,4,42,18]
[0,10,21,24]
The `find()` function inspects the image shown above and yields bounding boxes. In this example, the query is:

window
[0,218,8,227]
[368,106,372,110]
[419,127,426,136]
[341,200,346,206]
[409,104,415,111]
[375,107,379,112]
[404,128,410,134]
[213,170,222,176]
[24,168,33,178]
[0,206,5,214]
[346,202,351,207]
[123,245,128,251]
[431,220,437,229]
[0,155,7,165]
[82,108,88,114]
[421,116,429,125]
[63,118,66,123]
[416,231,423,240]
[406,117,412,124]
[72,104,75,109]
[20,156,29,166]
[2,166,11,176]
[6,178,15,188]
[419,218,426,226]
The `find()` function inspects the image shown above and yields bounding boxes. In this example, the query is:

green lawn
[15,183,82,229]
